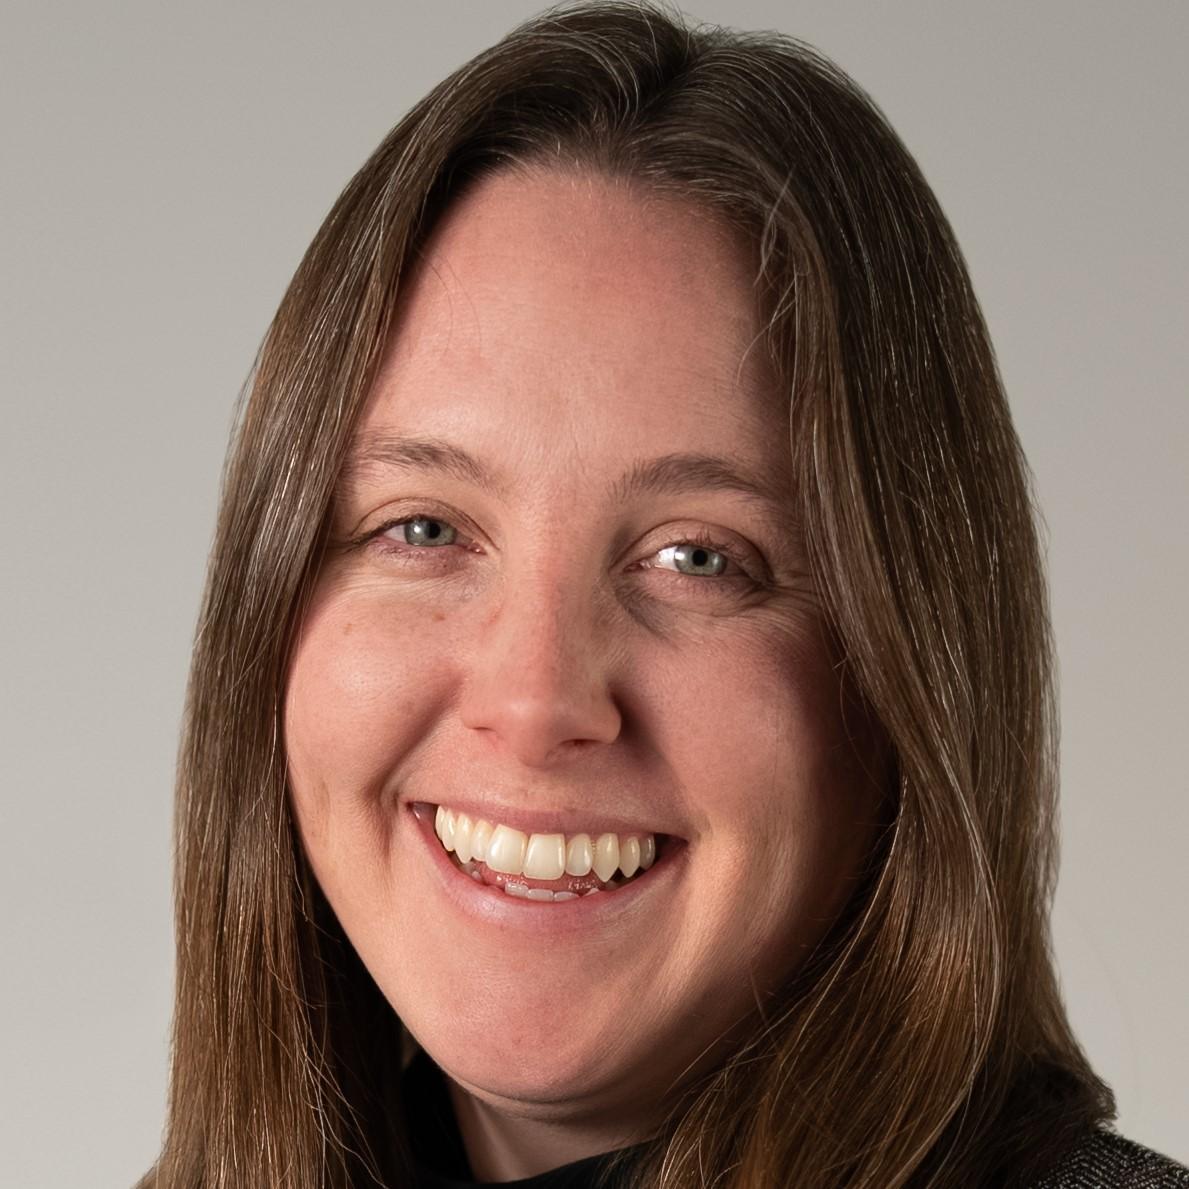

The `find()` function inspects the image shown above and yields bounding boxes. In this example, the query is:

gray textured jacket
[1034,1128,1188,1187]
[405,1036,1188,1186]
[410,1125,1189,1186]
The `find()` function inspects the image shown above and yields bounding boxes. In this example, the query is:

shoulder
[1033,1127,1189,1188]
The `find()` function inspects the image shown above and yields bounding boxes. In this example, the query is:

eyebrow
[342,432,791,518]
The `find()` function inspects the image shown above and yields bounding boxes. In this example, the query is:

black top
[401,1046,1189,1188]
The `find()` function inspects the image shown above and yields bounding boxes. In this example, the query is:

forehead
[349,167,792,501]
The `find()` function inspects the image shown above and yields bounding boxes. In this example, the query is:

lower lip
[407,802,688,936]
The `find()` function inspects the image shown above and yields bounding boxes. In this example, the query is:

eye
[637,532,756,587]
[362,511,760,589]
[360,512,475,563]
[385,514,459,549]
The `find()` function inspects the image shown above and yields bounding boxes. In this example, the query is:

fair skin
[284,167,882,1181]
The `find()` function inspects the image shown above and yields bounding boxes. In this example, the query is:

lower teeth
[456,856,623,900]
[504,884,590,901]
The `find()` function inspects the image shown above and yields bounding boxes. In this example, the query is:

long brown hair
[139,3,1114,1185]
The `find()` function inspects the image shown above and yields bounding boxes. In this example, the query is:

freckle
[432,610,445,622]
[343,622,353,635]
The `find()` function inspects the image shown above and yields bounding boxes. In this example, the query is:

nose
[458,567,623,768]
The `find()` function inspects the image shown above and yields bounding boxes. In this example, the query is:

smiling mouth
[414,801,682,903]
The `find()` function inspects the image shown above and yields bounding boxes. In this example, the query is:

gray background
[2,2,1185,1185]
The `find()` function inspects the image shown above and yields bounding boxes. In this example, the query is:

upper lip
[411,799,682,840]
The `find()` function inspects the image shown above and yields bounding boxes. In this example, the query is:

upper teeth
[434,805,657,881]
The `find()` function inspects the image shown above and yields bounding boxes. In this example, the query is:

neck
[446,1075,647,1181]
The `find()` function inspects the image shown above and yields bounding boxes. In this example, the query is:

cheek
[649,622,877,954]
[283,589,449,853]
[650,620,855,829]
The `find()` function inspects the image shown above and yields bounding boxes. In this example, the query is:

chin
[402,985,638,1105]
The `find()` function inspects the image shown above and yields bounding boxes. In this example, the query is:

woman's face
[285,168,882,1160]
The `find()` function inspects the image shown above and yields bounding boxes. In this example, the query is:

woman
[138,3,1188,1186]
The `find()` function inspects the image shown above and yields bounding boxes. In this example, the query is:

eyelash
[357,510,762,590]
